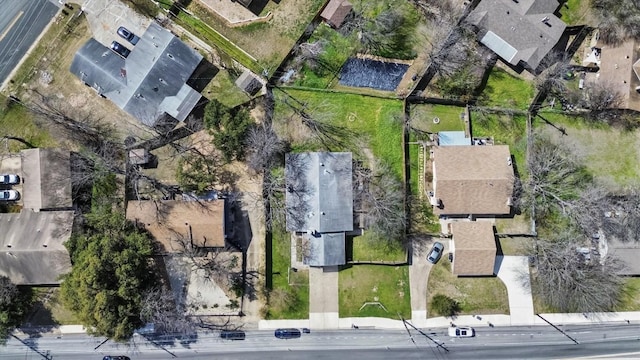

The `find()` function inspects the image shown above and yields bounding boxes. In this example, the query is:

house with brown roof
[126,199,227,253]
[588,37,640,112]
[466,0,567,73]
[429,145,515,216]
[450,221,497,276]
[320,0,353,29]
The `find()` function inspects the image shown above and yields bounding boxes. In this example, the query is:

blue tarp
[338,58,408,91]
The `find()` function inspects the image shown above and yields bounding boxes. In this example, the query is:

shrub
[430,294,460,317]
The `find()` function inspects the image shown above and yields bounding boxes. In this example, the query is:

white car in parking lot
[0,174,20,184]
[0,190,19,201]
[448,326,475,337]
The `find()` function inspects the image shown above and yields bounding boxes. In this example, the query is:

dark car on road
[274,328,301,339]
[110,41,131,58]
[117,26,139,45]
[103,356,130,360]
[220,330,246,340]
[427,241,444,264]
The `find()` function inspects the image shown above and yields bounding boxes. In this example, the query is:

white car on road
[448,326,475,337]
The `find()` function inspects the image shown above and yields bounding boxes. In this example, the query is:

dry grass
[427,258,510,315]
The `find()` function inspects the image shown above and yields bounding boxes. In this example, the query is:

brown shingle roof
[432,145,514,216]
[595,38,640,112]
[126,200,226,252]
[320,0,352,28]
[21,148,72,211]
[451,221,497,276]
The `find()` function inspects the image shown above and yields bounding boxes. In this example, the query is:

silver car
[427,242,444,264]
[0,190,19,201]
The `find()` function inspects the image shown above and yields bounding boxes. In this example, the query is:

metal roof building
[285,152,353,267]
[70,22,203,127]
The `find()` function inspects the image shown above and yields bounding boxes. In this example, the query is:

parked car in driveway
[0,174,19,184]
[274,328,301,339]
[117,26,139,45]
[110,41,131,58]
[427,241,444,264]
[0,190,19,201]
[448,326,475,337]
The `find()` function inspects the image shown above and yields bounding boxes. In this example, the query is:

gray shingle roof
[305,232,346,267]
[70,22,203,126]
[0,210,74,285]
[21,148,72,211]
[285,152,353,233]
[467,0,566,70]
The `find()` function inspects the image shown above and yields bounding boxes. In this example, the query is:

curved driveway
[0,0,59,87]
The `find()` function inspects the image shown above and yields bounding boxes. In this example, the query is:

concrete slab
[81,0,151,48]
[495,256,535,325]
[409,236,436,318]
[308,266,339,329]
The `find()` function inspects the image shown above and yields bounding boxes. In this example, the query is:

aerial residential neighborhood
[1,0,640,358]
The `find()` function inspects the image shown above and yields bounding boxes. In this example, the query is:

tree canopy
[204,99,253,163]
[61,174,157,341]
[0,276,32,344]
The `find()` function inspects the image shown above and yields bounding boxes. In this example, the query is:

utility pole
[536,314,580,345]
[399,315,449,352]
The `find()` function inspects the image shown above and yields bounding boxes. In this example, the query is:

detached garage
[450,221,497,276]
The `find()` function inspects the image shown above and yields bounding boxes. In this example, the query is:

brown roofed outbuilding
[320,0,353,29]
[451,221,497,276]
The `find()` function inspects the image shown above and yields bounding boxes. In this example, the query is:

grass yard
[27,288,78,326]
[339,265,411,318]
[266,226,309,319]
[187,0,325,72]
[471,113,528,173]
[427,258,509,315]
[0,103,56,151]
[274,88,405,177]
[537,111,640,189]
[497,237,532,256]
[495,214,533,235]
[350,235,407,262]
[616,278,640,311]
[480,68,535,110]
[202,69,250,108]
[409,104,467,133]
[559,0,594,26]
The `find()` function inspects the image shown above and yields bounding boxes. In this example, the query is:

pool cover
[338,57,409,91]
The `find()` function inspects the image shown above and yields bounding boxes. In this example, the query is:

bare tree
[520,133,590,221]
[531,234,625,312]
[353,158,406,241]
[591,0,640,45]
[171,235,240,286]
[140,286,195,335]
[245,122,286,175]
[534,52,573,95]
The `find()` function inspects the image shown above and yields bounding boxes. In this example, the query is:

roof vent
[167,53,174,59]
[43,244,48,248]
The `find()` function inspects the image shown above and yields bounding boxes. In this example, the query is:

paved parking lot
[0,154,23,205]
[81,0,151,49]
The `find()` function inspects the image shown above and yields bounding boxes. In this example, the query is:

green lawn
[267,226,309,319]
[410,104,467,133]
[339,265,411,318]
[559,0,593,26]
[202,69,250,108]
[351,234,407,262]
[427,258,509,315]
[274,88,405,178]
[536,111,640,189]
[0,103,56,151]
[471,113,528,174]
[480,68,535,110]
[27,288,78,326]
[497,237,532,256]
[616,278,640,311]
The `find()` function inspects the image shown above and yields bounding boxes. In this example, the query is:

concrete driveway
[309,266,339,329]
[409,236,444,326]
[81,0,151,48]
[495,256,535,325]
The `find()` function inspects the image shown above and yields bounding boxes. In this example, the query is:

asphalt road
[0,0,59,87]
[2,324,640,359]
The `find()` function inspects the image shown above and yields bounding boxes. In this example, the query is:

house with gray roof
[0,210,74,285]
[70,22,204,127]
[285,152,353,267]
[466,0,566,73]
[21,148,72,212]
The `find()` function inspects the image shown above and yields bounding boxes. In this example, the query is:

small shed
[235,71,262,96]
[320,0,353,29]
[129,148,150,165]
